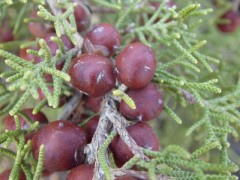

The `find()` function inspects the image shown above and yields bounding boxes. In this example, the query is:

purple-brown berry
[74,4,91,32]
[116,42,156,89]
[68,54,116,97]
[84,96,103,112]
[83,23,121,57]
[0,169,26,180]
[120,83,163,121]
[3,109,48,130]
[31,120,87,172]
[84,116,99,143]
[27,10,53,38]
[111,122,160,167]
[0,20,14,43]
[217,10,240,33]
[67,164,94,180]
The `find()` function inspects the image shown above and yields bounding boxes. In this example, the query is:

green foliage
[33,145,44,180]
[98,131,117,180]
[37,4,77,44]
[0,46,73,114]
[112,89,136,109]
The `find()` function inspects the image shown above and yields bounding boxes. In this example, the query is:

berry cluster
[32,120,87,172]
[66,18,164,177]
[68,23,121,97]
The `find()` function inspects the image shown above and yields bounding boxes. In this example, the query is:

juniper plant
[0,0,239,179]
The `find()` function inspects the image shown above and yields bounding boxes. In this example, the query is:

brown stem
[58,91,82,120]
[85,92,148,180]
[85,94,113,180]
[106,98,148,161]
[120,23,135,35]
[232,0,240,12]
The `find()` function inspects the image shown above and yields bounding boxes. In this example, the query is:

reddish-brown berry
[68,54,116,97]
[83,23,121,57]
[74,4,91,32]
[19,46,43,64]
[27,10,53,38]
[42,33,74,56]
[67,164,94,180]
[116,42,156,89]
[111,122,160,167]
[84,96,103,112]
[120,83,163,121]
[19,48,34,61]
[32,33,73,65]
[84,116,99,143]
[3,109,48,130]
[0,20,14,43]
[24,132,36,142]
[32,120,87,172]
[217,10,240,33]
[0,169,26,180]
[42,169,52,177]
